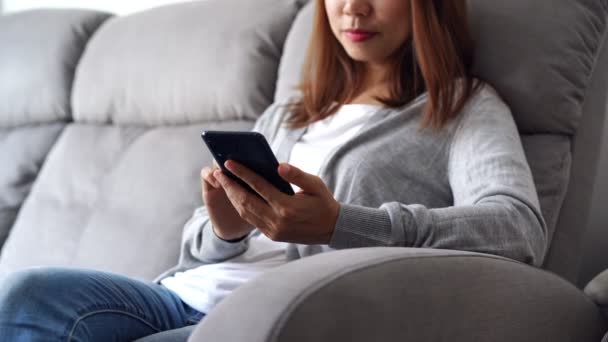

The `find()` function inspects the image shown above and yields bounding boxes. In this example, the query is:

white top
[161,103,380,313]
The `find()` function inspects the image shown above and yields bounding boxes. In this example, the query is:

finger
[218,172,275,230]
[215,170,274,220]
[202,175,212,194]
[202,176,221,197]
[201,167,220,188]
[237,200,270,232]
[224,160,286,205]
[278,163,324,194]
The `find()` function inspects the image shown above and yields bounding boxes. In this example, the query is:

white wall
[1,0,192,15]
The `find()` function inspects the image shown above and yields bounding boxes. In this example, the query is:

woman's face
[325,0,411,65]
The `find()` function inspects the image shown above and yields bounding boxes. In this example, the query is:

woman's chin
[343,51,384,64]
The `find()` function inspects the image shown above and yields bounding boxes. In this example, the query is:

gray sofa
[0,8,111,252]
[0,0,607,341]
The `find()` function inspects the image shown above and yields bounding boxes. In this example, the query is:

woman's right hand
[201,161,254,241]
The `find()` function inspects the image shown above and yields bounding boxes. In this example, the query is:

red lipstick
[344,29,378,42]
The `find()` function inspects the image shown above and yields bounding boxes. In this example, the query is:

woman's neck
[347,94,384,107]
[347,63,391,107]
[348,82,390,107]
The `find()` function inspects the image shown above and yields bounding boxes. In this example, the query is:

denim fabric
[0,267,204,341]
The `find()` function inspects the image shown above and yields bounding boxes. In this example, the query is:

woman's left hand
[214,160,340,244]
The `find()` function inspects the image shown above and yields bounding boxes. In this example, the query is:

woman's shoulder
[445,81,523,150]
[263,93,303,118]
[253,93,303,137]
[464,81,510,113]
[457,81,516,129]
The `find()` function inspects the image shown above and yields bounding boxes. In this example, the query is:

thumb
[278,163,322,194]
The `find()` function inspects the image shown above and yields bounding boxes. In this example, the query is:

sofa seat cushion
[0,120,253,280]
[0,124,64,248]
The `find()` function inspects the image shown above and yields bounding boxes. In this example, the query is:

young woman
[0,0,547,341]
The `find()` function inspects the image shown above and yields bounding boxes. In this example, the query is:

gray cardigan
[156,86,547,282]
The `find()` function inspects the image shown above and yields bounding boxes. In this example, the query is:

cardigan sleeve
[328,91,548,266]
[178,101,288,263]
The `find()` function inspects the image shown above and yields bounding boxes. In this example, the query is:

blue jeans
[0,267,205,341]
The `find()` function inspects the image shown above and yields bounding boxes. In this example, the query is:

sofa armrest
[189,247,606,342]
[586,270,608,312]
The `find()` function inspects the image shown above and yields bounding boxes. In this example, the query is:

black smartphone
[201,131,295,198]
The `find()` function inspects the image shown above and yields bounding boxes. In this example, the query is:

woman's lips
[344,30,378,43]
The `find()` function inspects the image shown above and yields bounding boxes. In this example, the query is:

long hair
[285,0,481,129]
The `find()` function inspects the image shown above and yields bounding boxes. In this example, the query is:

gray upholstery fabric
[274,2,314,103]
[586,272,608,342]
[546,23,608,282]
[0,9,111,250]
[0,0,305,279]
[72,0,302,126]
[0,120,253,280]
[190,248,606,342]
[0,9,112,127]
[0,124,64,248]
[585,269,608,309]
[520,135,572,246]
[577,93,608,286]
[134,326,195,342]
[468,0,607,135]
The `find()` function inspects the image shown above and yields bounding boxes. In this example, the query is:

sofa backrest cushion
[72,0,303,126]
[274,2,314,103]
[469,0,607,135]
[549,37,608,284]
[0,124,64,248]
[0,9,111,127]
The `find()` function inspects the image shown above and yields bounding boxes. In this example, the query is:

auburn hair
[285,0,481,129]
